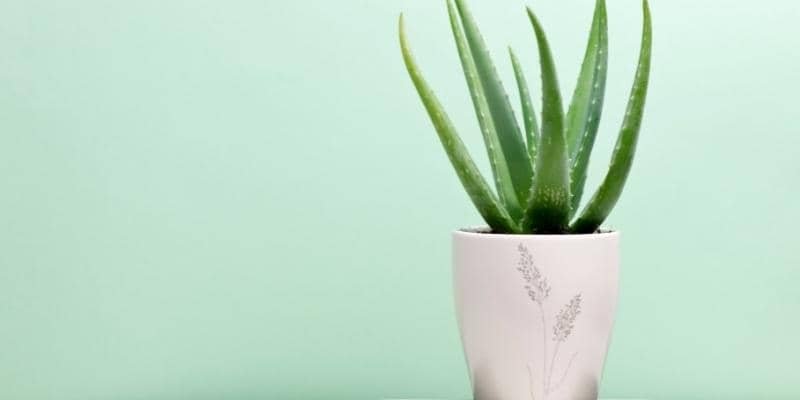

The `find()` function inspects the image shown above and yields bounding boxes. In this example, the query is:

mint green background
[1,0,798,399]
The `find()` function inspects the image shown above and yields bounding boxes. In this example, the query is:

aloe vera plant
[400,0,652,234]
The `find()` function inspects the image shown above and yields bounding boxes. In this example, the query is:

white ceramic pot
[453,229,620,400]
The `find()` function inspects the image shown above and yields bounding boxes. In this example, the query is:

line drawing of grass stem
[538,303,547,397]
[526,363,536,400]
[545,340,561,393]
[550,351,579,393]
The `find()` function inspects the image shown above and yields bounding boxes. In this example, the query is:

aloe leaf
[452,0,533,212]
[570,0,652,234]
[446,1,523,220]
[399,15,519,233]
[522,8,571,234]
[567,0,609,214]
[509,47,540,163]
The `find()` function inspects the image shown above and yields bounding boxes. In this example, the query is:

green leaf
[570,0,653,234]
[566,0,609,215]
[509,47,540,163]
[446,1,523,220]
[522,8,571,234]
[452,0,533,215]
[399,14,519,233]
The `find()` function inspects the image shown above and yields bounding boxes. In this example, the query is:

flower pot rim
[454,226,619,240]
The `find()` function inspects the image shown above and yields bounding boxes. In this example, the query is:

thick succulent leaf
[452,0,533,212]
[570,0,653,234]
[399,15,519,233]
[509,47,540,163]
[446,1,523,220]
[522,8,571,234]
[567,0,609,214]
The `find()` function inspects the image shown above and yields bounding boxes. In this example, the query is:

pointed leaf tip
[508,46,539,163]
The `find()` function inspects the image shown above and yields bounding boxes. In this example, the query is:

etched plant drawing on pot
[517,244,583,399]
